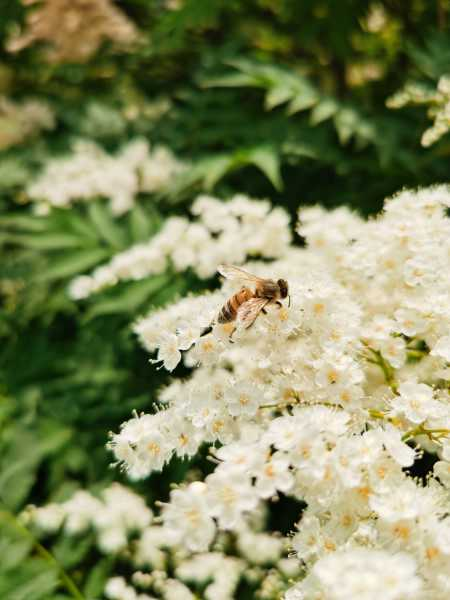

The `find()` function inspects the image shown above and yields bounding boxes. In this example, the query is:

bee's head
[277,279,289,299]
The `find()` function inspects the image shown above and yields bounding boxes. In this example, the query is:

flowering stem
[364,346,398,393]
[406,349,428,360]
[0,507,85,600]
[259,401,297,410]
[368,408,386,420]
[401,424,450,443]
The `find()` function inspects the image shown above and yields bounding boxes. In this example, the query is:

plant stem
[364,346,398,393]
[0,508,85,600]
[401,424,450,443]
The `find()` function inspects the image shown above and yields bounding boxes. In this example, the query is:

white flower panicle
[108,186,450,599]
[68,194,291,299]
[387,75,450,147]
[27,483,152,553]
[28,483,288,600]
[27,138,185,215]
[286,548,422,600]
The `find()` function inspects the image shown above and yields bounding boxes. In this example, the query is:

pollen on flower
[212,420,225,433]
[425,546,440,560]
[313,302,325,315]
[265,464,275,478]
[393,524,411,540]
[147,442,161,455]
[357,486,371,499]
[324,539,336,552]
[327,370,338,384]
[221,486,237,506]
[201,339,215,352]
[340,390,350,403]
[278,307,289,321]
[341,514,353,527]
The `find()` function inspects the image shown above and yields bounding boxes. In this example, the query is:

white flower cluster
[68,194,291,299]
[28,483,295,600]
[110,186,450,599]
[27,483,152,553]
[27,138,185,215]
[387,75,450,147]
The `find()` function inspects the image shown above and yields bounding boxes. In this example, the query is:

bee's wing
[237,298,270,329]
[218,264,266,285]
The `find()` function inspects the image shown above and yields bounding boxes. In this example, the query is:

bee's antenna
[288,295,291,308]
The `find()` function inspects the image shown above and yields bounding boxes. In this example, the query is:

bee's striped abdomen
[218,287,253,323]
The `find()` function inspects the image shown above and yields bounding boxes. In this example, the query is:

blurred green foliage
[0,0,449,597]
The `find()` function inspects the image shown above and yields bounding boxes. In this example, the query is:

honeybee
[216,264,290,336]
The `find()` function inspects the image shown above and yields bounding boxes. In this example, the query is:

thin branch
[0,507,85,600]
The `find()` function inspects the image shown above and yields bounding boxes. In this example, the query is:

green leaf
[38,425,72,456]
[83,275,169,321]
[0,467,35,510]
[35,248,111,282]
[334,108,360,145]
[245,146,283,191]
[265,85,295,110]
[195,155,234,190]
[128,205,154,242]
[0,215,48,233]
[287,90,319,115]
[2,233,83,250]
[53,534,92,569]
[62,215,99,242]
[310,98,339,125]
[0,533,32,572]
[0,565,59,600]
[0,429,42,510]
[87,203,127,249]
[83,557,114,599]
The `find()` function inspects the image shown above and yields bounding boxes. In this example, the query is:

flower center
[147,442,160,455]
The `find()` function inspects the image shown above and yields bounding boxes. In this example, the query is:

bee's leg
[275,301,282,309]
[200,324,213,337]
[228,327,236,343]
[262,308,267,314]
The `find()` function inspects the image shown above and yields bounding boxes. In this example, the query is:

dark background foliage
[0,1,448,597]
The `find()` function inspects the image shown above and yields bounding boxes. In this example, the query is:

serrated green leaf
[196,155,233,190]
[310,98,339,125]
[265,85,295,110]
[87,203,127,250]
[334,108,360,145]
[35,248,111,282]
[283,140,319,160]
[245,146,283,191]
[287,90,319,115]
